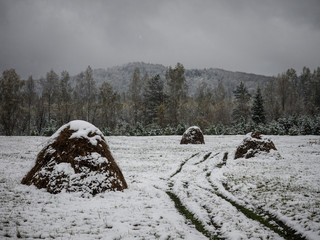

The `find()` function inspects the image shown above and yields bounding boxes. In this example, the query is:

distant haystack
[234,132,277,159]
[21,120,127,196]
[180,126,205,144]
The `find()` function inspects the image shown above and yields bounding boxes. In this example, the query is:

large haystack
[21,120,127,195]
[180,126,205,144]
[234,132,277,159]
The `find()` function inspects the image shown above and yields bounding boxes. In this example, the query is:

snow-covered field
[1,135,319,239]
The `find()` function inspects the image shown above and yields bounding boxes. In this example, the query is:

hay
[180,126,205,144]
[21,120,127,195]
[234,132,277,159]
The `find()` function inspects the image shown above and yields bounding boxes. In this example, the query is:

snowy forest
[0,63,320,136]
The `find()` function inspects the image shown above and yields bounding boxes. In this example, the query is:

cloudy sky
[1,0,320,78]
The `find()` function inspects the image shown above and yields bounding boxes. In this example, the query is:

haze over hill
[90,62,272,96]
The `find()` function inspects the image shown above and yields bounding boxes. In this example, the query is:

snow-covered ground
[0,135,319,239]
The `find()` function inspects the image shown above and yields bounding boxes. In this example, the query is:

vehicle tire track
[206,166,308,240]
[167,152,309,240]
[169,152,200,178]
[167,152,225,239]
[166,191,221,240]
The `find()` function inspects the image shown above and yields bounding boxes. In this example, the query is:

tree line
[0,63,320,136]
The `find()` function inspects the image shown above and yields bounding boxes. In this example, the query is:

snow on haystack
[234,132,277,159]
[21,120,127,196]
[180,126,205,144]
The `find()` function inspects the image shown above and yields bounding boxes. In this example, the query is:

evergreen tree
[232,82,251,122]
[212,81,231,125]
[143,74,166,125]
[84,66,97,123]
[166,62,187,125]
[128,67,143,124]
[195,82,211,117]
[57,70,72,125]
[286,68,301,114]
[23,76,36,135]
[312,67,320,112]
[98,82,120,129]
[263,77,280,121]
[0,69,24,135]
[34,95,46,135]
[41,69,59,123]
[73,72,85,120]
[74,66,97,123]
[157,103,166,127]
[252,87,266,124]
[299,67,312,106]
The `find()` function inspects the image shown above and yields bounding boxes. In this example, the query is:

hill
[91,62,272,96]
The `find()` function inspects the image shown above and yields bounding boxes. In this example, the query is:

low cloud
[1,0,319,78]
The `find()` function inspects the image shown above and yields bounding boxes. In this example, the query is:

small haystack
[234,132,277,159]
[21,120,127,195]
[180,126,205,144]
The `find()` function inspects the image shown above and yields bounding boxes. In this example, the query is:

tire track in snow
[166,191,221,240]
[167,151,308,240]
[170,152,200,178]
[167,152,225,240]
[205,160,308,240]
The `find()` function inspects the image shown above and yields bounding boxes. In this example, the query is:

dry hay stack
[21,120,127,196]
[234,132,277,159]
[180,126,205,144]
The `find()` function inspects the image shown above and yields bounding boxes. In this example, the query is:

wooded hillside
[1,62,319,136]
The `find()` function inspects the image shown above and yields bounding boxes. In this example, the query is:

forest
[0,63,320,136]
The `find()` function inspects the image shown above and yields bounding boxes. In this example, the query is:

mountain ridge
[83,62,272,96]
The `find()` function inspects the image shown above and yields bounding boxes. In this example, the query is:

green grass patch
[194,152,214,165]
[166,191,221,240]
[170,153,200,178]
[206,177,307,240]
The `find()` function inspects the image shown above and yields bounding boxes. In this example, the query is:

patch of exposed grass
[16,227,22,238]
[166,191,221,240]
[170,153,200,178]
[206,175,307,240]
[216,152,228,168]
[194,152,214,165]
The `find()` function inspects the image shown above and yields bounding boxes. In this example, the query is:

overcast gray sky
[1,0,320,78]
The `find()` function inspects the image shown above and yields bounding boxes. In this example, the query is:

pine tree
[58,70,72,125]
[41,69,59,123]
[128,67,143,124]
[143,74,166,125]
[312,67,320,111]
[299,67,312,107]
[166,62,187,125]
[98,82,120,129]
[263,77,280,121]
[74,66,97,123]
[0,69,24,135]
[23,76,36,135]
[232,82,251,122]
[252,87,266,124]
[34,95,46,135]
[84,66,97,123]
[213,81,231,125]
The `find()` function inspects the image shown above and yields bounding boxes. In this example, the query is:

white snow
[53,162,75,175]
[1,135,320,239]
[185,126,201,133]
[50,120,103,145]
[184,126,203,137]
